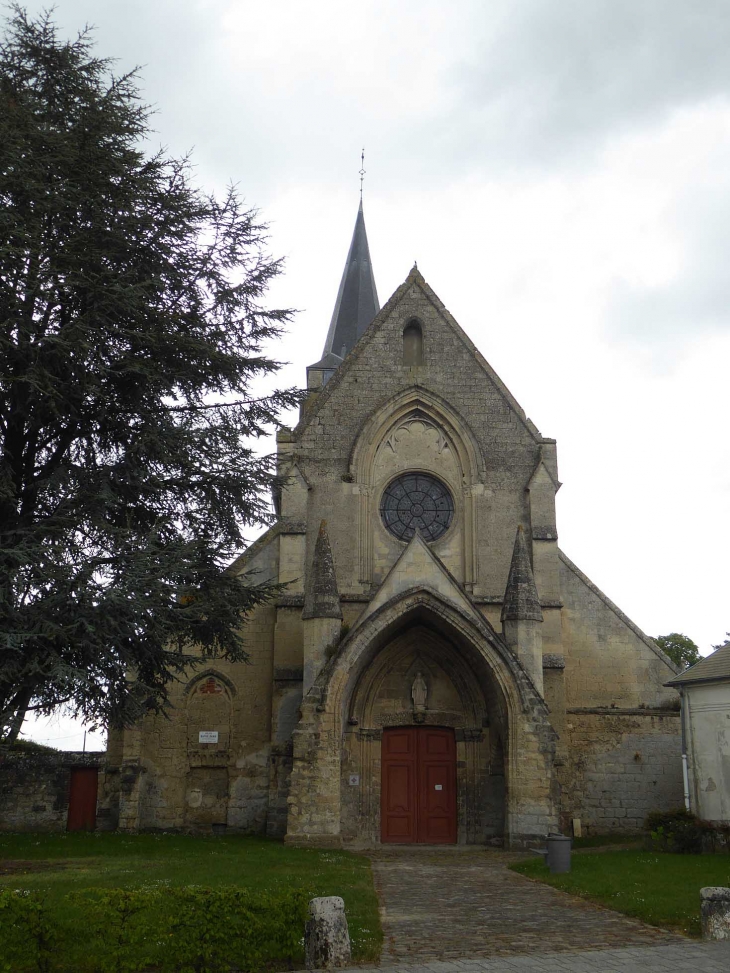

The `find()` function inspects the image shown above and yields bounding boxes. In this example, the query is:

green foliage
[68,888,159,973]
[645,808,730,855]
[653,633,701,669]
[164,886,309,973]
[3,884,309,973]
[0,889,56,973]
[0,7,302,740]
[713,632,730,651]
[512,849,730,937]
[0,833,382,970]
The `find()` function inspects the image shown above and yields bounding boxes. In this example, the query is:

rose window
[379,473,454,542]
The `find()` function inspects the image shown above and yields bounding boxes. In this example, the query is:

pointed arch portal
[286,588,558,848]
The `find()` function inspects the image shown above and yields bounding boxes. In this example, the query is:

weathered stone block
[700,887,730,941]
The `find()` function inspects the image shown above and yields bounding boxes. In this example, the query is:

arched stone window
[403,321,423,365]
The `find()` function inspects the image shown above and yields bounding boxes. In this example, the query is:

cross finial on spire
[359,148,365,200]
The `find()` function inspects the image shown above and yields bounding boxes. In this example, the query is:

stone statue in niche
[411,671,428,713]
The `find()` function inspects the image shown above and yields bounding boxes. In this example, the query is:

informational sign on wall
[348,774,360,786]
[198,730,219,744]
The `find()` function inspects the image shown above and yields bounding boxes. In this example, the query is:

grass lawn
[511,849,730,937]
[0,832,382,970]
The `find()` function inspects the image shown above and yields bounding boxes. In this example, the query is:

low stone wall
[561,710,683,833]
[0,747,114,832]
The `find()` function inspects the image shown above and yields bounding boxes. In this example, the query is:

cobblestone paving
[368,847,682,964]
[350,941,730,973]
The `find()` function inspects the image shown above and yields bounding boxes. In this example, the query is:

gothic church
[106,203,683,847]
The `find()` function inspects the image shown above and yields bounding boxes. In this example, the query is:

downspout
[679,687,691,812]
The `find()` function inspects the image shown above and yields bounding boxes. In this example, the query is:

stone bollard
[700,887,730,940]
[304,896,352,969]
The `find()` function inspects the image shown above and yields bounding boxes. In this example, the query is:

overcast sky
[14,1,730,750]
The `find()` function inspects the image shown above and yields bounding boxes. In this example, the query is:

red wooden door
[381,727,456,843]
[67,768,98,831]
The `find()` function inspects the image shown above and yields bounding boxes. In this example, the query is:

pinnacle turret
[501,526,543,623]
[302,520,342,620]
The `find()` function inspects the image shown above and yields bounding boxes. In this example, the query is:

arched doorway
[286,588,555,849]
[341,622,504,845]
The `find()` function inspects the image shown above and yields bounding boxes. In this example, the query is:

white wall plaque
[198,730,219,744]
[349,774,360,786]
[434,784,443,790]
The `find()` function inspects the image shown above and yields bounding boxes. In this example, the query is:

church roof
[665,641,730,686]
[501,526,543,622]
[302,520,342,620]
[321,200,379,360]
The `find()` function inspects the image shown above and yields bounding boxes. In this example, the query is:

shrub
[3,884,311,973]
[645,808,730,854]
[68,888,161,973]
[0,889,56,973]
[163,886,310,973]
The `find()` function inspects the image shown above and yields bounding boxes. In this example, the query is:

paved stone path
[350,942,730,973]
[368,848,682,964]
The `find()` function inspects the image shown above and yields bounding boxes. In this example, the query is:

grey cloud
[16,1,730,195]
[607,184,730,347]
[397,0,730,177]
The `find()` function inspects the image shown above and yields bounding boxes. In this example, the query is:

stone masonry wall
[294,274,545,605]
[561,711,683,833]
[0,748,111,832]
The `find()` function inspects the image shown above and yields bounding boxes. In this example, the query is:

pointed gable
[353,531,479,631]
[297,265,544,445]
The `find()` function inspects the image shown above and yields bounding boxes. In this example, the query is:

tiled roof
[665,641,730,686]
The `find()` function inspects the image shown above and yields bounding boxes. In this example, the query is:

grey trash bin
[546,833,572,874]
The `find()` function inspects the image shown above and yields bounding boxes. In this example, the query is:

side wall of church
[556,554,683,830]
[559,554,677,709]
[561,712,684,832]
[119,536,278,833]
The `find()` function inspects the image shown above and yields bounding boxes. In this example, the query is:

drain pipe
[679,687,691,812]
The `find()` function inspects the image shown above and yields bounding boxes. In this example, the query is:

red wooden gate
[381,727,457,843]
[67,768,98,831]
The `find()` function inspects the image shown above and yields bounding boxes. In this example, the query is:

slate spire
[501,526,543,622]
[321,200,379,360]
[302,520,342,620]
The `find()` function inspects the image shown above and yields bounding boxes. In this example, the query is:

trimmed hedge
[0,885,310,973]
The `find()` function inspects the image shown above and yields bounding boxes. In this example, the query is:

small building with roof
[105,200,685,846]
[666,643,730,824]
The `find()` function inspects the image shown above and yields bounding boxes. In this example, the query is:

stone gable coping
[527,450,561,492]
[226,521,280,575]
[558,549,680,674]
[292,267,546,445]
[324,585,547,717]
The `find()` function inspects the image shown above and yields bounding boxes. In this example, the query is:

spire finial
[359,148,365,201]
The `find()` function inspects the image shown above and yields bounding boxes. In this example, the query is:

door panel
[418,729,457,843]
[67,768,98,832]
[381,728,417,842]
[381,727,456,843]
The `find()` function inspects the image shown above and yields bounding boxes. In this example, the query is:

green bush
[1,884,311,973]
[645,808,730,854]
[68,888,161,973]
[0,889,56,973]
[164,886,309,973]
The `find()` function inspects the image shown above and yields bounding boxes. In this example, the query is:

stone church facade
[106,203,684,847]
